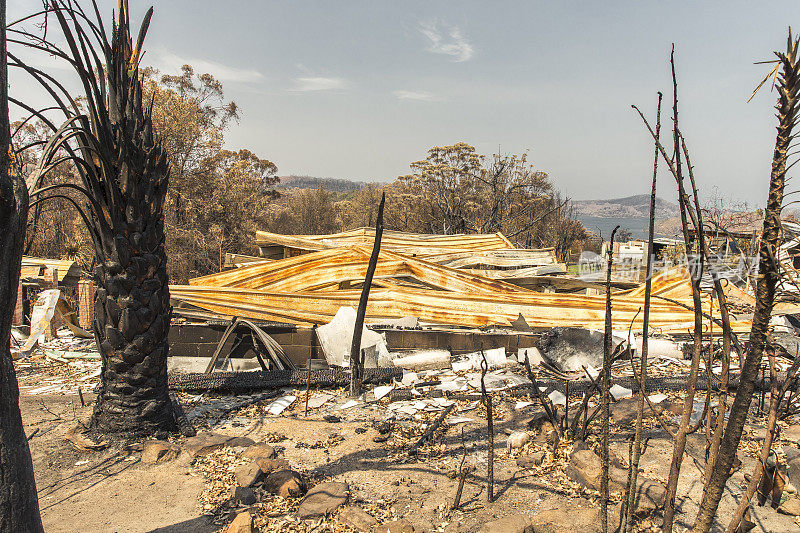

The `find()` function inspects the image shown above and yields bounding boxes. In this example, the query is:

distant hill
[571,194,679,219]
[278,175,370,193]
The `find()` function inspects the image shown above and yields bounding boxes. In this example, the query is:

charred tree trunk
[0,0,44,527]
[693,34,800,532]
[89,6,175,435]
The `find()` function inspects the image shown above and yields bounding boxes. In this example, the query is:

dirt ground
[17,363,800,533]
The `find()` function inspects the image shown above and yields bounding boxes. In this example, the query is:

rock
[374,520,415,533]
[242,443,276,460]
[235,461,263,487]
[338,505,378,531]
[517,451,546,468]
[507,431,532,451]
[479,514,533,532]
[538,327,625,373]
[183,432,231,457]
[64,424,106,451]
[630,478,667,514]
[784,447,800,463]
[566,450,665,513]
[231,486,257,505]
[566,450,623,491]
[610,397,679,426]
[223,510,252,533]
[255,457,289,474]
[228,436,256,448]
[297,481,349,519]
[529,508,600,533]
[141,440,180,464]
[778,496,800,516]
[264,469,305,498]
[788,456,800,491]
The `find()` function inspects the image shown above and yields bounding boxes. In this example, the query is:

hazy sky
[7,1,800,206]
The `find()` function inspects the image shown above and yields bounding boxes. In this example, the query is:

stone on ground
[227,436,256,448]
[235,461,263,487]
[787,453,800,490]
[264,469,306,498]
[242,443,276,460]
[298,481,349,519]
[141,440,180,464]
[566,449,665,513]
[223,510,252,533]
[338,505,378,531]
[517,451,546,468]
[182,432,231,457]
[778,495,800,516]
[230,486,257,505]
[255,457,289,474]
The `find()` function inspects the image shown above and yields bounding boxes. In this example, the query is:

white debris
[548,390,566,407]
[514,401,534,410]
[518,346,544,366]
[446,416,475,425]
[610,384,633,400]
[436,375,469,392]
[267,395,296,415]
[460,401,480,412]
[306,394,334,409]
[452,347,510,371]
[338,399,361,410]
[384,316,419,328]
[613,329,637,351]
[641,337,684,360]
[468,369,531,391]
[20,289,60,354]
[647,393,668,404]
[401,371,418,387]
[660,355,688,366]
[373,385,394,401]
[316,306,388,367]
[583,364,600,380]
[391,349,451,371]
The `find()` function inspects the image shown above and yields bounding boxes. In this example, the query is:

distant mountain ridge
[278,175,369,193]
[571,194,679,219]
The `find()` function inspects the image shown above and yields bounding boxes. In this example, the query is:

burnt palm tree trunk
[9,0,175,435]
[88,4,174,435]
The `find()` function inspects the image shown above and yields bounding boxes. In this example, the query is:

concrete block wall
[168,322,539,368]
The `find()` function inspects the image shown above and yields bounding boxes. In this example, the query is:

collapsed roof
[171,230,754,332]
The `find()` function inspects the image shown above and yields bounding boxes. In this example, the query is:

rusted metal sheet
[173,264,752,332]
[189,247,529,295]
[255,227,516,257]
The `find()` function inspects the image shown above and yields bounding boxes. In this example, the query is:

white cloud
[290,76,347,92]
[418,20,474,62]
[147,50,264,83]
[393,90,441,102]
